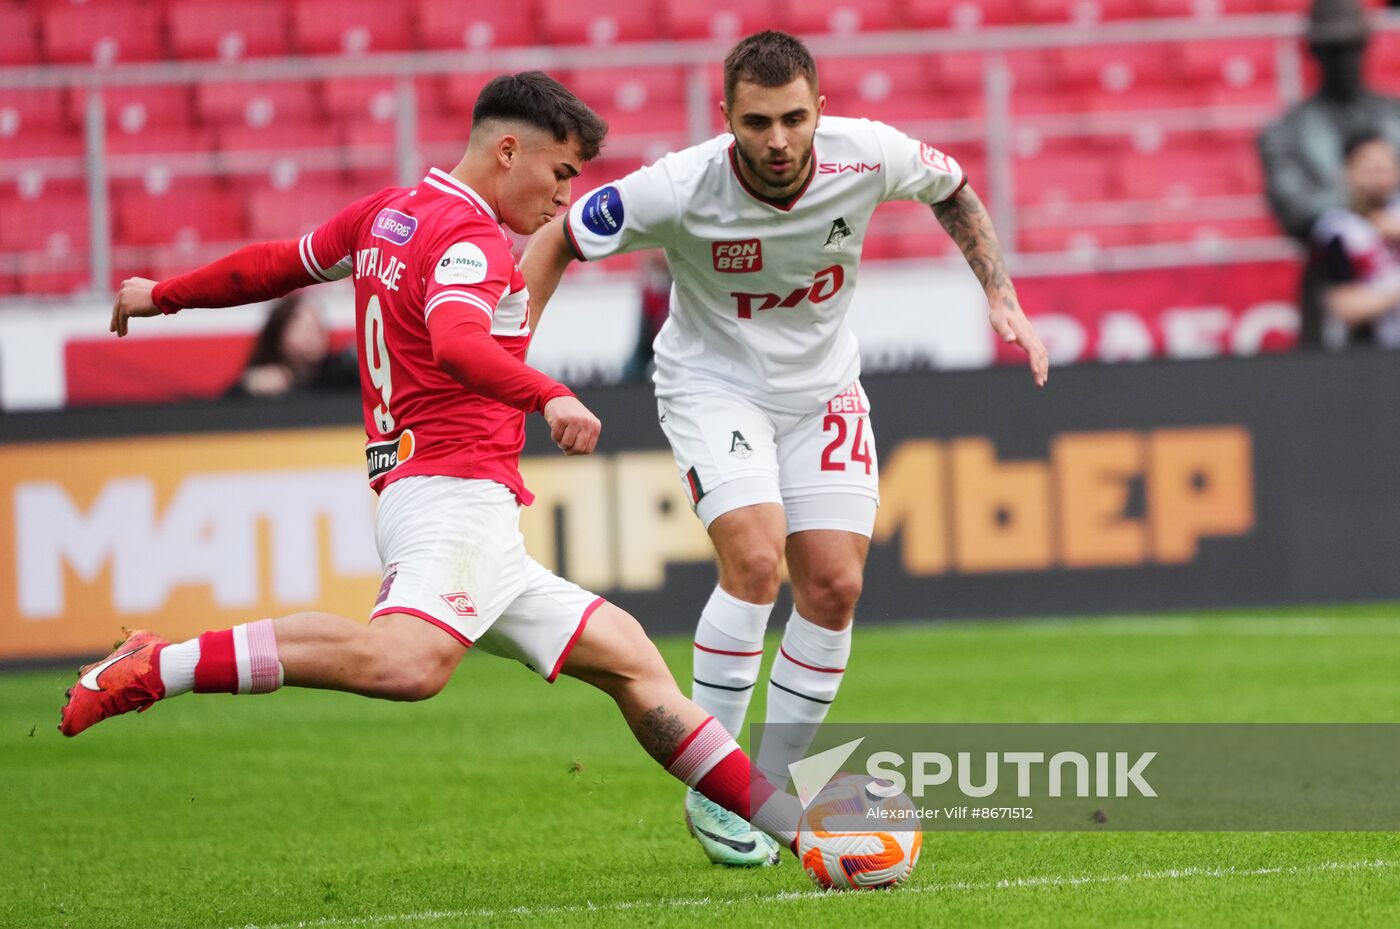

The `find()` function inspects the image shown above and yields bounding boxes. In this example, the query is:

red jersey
[302,168,549,503]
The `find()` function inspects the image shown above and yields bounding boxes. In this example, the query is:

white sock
[691,586,773,742]
[158,638,200,697]
[757,609,851,787]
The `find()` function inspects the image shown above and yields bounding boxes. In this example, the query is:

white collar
[424,168,497,220]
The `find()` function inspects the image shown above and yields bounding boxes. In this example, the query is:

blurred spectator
[1257,0,1400,346]
[230,294,358,398]
[1311,130,1400,348]
[621,250,673,384]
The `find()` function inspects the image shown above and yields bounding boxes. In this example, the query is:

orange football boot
[59,629,169,737]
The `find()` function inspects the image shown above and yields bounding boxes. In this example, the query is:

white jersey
[564,116,966,413]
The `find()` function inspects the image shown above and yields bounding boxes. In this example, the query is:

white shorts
[370,475,603,681]
[657,380,880,537]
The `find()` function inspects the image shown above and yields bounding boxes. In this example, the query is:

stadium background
[1,0,1398,658]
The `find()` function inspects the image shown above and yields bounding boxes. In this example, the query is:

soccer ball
[797,773,922,890]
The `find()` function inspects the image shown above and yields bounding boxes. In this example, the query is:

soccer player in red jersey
[61,72,799,857]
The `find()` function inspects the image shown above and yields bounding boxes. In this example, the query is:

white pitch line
[226,858,1394,929]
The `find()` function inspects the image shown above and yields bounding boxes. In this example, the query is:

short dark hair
[471,71,608,161]
[1344,127,1387,162]
[722,30,818,106]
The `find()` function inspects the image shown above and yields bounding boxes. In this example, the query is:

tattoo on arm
[932,185,1018,306]
[634,705,690,764]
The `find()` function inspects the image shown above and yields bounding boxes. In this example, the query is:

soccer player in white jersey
[61,73,804,862]
[523,32,1048,866]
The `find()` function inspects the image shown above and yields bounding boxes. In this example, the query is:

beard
[735,141,813,194]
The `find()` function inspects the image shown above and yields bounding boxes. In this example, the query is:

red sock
[666,716,798,846]
[192,621,282,695]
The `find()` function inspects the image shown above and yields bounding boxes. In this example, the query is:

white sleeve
[871,120,967,206]
[564,158,681,261]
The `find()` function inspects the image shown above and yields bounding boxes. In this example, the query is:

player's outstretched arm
[110,240,333,338]
[520,216,579,331]
[932,184,1049,387]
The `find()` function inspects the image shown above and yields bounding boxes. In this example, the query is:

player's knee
[724,547,784,602]
[376,662,453,702]
[801,569,863,625]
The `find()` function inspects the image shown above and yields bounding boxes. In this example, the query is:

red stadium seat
[40,1,166,65]
[781,0,899,35]
[0,89,74,144]
[104,126,219,155]
[1142,0,1263,15]
[1145,216,1282,244]
[217,122,343,154]
[1118,147,1250,199]
[565,67,688,137]
[113,178,247,246]
[435,73,500,116]
[1053,44,1174,89]
[1020,0,1144,23]
[102,86,197,133]
[291,0,413,54]
[1086,84,1207,116]
[195,81,321,126]
[1015,152,1114,204]
[19,253,91,296]
[167,0,291,60]
[664,0,781,40]
[416,0,541,50]
[321,77,401,121]
[908,0,1019,30]
[1019,224,1147,253]
[0,5,41,66]
[1175,39,1276,88]
[540,0,663,46]
[245,179,363,239]
[0,192,89,252]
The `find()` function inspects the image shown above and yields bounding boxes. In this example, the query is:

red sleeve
[427,304,573,413]
[151,190,383,314]
[417,217,516,324]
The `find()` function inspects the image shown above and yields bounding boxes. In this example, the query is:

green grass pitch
[4,604,1400,929]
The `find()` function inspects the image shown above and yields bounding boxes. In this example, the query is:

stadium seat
[435,73,502,116]
[1014,152,1114,204]
[416,0,541,50]
[1018,223,1146,253]
[1052,44,1174,89]
[780,0,899,35]
[1118,147,1251,199]
[167,0,291,60]
[217,122,344,155]
[104,126,219,156]
[664,0,781,40]
[1020,0,1144,23]
[0,5,41,66]
[245,178,364,239]
[321,77,401,121]
[564,67,688,137]
[40,1,166,65]
[907,0,1019,30]
[18,253,91,296]
[113,178,247,246]
[1145,216,1282,244]
[101,86,198,133]
[540,0,664,46]
[195,81,321,127]
[0,89,73,139]
[0,192,89,252]
[291,0,413,55]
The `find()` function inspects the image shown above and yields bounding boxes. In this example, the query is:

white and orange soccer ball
[797,773,923,891]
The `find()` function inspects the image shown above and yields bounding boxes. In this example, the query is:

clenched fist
[543,395,601,456]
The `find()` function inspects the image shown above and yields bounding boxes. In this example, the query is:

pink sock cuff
[243,618,281,695]
[666,717,739,788]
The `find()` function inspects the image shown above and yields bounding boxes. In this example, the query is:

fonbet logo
[712,239,762,273]
[731,264,844,319]
[582,185,624,237]
[919,143,951,172]
[789,741,1157,808]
